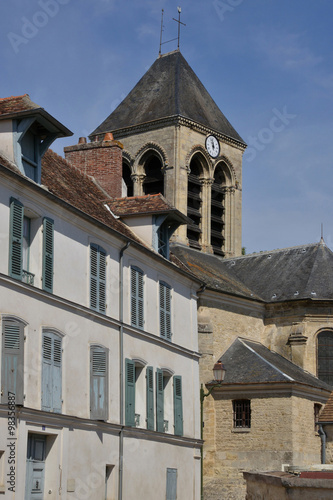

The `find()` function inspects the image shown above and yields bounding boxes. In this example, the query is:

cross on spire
[173,7,186,50]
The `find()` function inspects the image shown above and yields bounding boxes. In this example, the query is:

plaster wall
[0,121,14,163]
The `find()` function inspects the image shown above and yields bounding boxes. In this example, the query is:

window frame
[317,330,333,385]
[233,399,251,429]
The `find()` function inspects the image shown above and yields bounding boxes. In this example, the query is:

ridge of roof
[225,241,326,262]
[0,94,41,116]
[90,51,244,144]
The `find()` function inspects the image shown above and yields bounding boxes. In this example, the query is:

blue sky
[2,0,333,254]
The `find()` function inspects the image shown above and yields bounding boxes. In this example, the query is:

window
[131,266,144,329]
[159,282,171,340]
[90,244,106,313]
[1,319,24,405]
[166,468,177,500]
[317,331,333,385]
[90,345,108,420]
[41,331,62,413]
[233,400,251,428]
[9,198,53,289]
[20,127,39,182]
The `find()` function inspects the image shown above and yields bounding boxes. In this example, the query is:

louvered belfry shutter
[42,332,62,413]
[125,358,135,426]
[173,375,183,436]
[131,267,144,328]
[90,346,108,420]
[9,198,24,280]
[146,366,154,430]
[156,368,164,432]
[42,217,54,293]
[1,319,24,404]
[160,282,171,340]
[90,244,106,313]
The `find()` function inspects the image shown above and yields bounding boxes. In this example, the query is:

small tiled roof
[91,50,245,145]
[0,94,40,116]
[0,94,72,137]
[220,337,332,391]
[171,242,333,302]
[107,194,189,223]
[318,391,333,423]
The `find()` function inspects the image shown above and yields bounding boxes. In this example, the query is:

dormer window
[21,125,38,182]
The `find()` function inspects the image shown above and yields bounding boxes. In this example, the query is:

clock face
[205,135,220,158]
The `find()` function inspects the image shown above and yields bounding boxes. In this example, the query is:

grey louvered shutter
[42,217,54,293]
[9,198,24,280]
[160,282,171,340]
[125,358,135,426]
[146,366,154,430]
[156,368,164,432]
[90,346,108,420]
[173,376,183,436]
[166,468,177,500]
[131,267,144,328]
[90,245,106,313]
[42,332,62,413]
[1,319,24,404]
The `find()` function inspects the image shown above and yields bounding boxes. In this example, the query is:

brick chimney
[64,133,123,198]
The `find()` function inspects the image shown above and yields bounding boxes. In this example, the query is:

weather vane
[159,7,186,56]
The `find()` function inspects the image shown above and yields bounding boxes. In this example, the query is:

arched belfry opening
[122,162,133,197]
[143,154,164,195]
[187,155,204,249]
[211,163,228,256]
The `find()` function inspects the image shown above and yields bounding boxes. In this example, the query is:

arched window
[317,331,333,385]
[187,156,202,249]
[211,164,226,256]
[143,155,164,195]
[122,162,133,197]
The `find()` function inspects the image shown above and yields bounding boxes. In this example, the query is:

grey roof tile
[91,50,244,144]
[220,338,332,390]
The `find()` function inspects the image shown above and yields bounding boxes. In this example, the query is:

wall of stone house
[263,302,333,377]
[202,393,323,500]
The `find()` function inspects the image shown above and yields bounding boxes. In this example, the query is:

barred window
[317,331,333,385]
[233,400,251,428]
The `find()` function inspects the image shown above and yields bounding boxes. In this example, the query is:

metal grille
[233,400,251,428]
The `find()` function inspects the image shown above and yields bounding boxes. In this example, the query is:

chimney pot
[104,132,114,141]
[78,137,87,144]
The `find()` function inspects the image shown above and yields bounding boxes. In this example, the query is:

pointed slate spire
[91,50,244,144]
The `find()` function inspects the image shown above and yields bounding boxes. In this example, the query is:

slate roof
[107,194,189,223]
[91,50,245,144]
[219,337,332,391]
[318,392,333,423]
[0,94,72,137]
[171,242,333,302]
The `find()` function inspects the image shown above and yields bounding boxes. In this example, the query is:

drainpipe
[318,424,326,464]
[118,241,131,500]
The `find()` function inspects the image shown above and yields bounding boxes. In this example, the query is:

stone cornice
[93,115,247,152]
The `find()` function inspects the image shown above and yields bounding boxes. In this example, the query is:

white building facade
[0,95,201,499]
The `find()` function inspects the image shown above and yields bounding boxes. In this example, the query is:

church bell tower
[90,50,246,257]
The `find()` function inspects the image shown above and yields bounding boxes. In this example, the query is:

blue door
[25,434,46,499]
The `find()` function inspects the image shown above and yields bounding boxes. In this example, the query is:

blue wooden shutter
[166,468,177,500]
[156,368,164,432]
[9,198,24,280]
[42,332,62,413]
[160,282,171,340]
[1,319,24,404]
[131,267,144,328]
[125,358,135,426]
[146,366,154,430]
[173,376,183,436]
[42,217,54,293]
[90,244,106,313]
[90,346,108,420]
